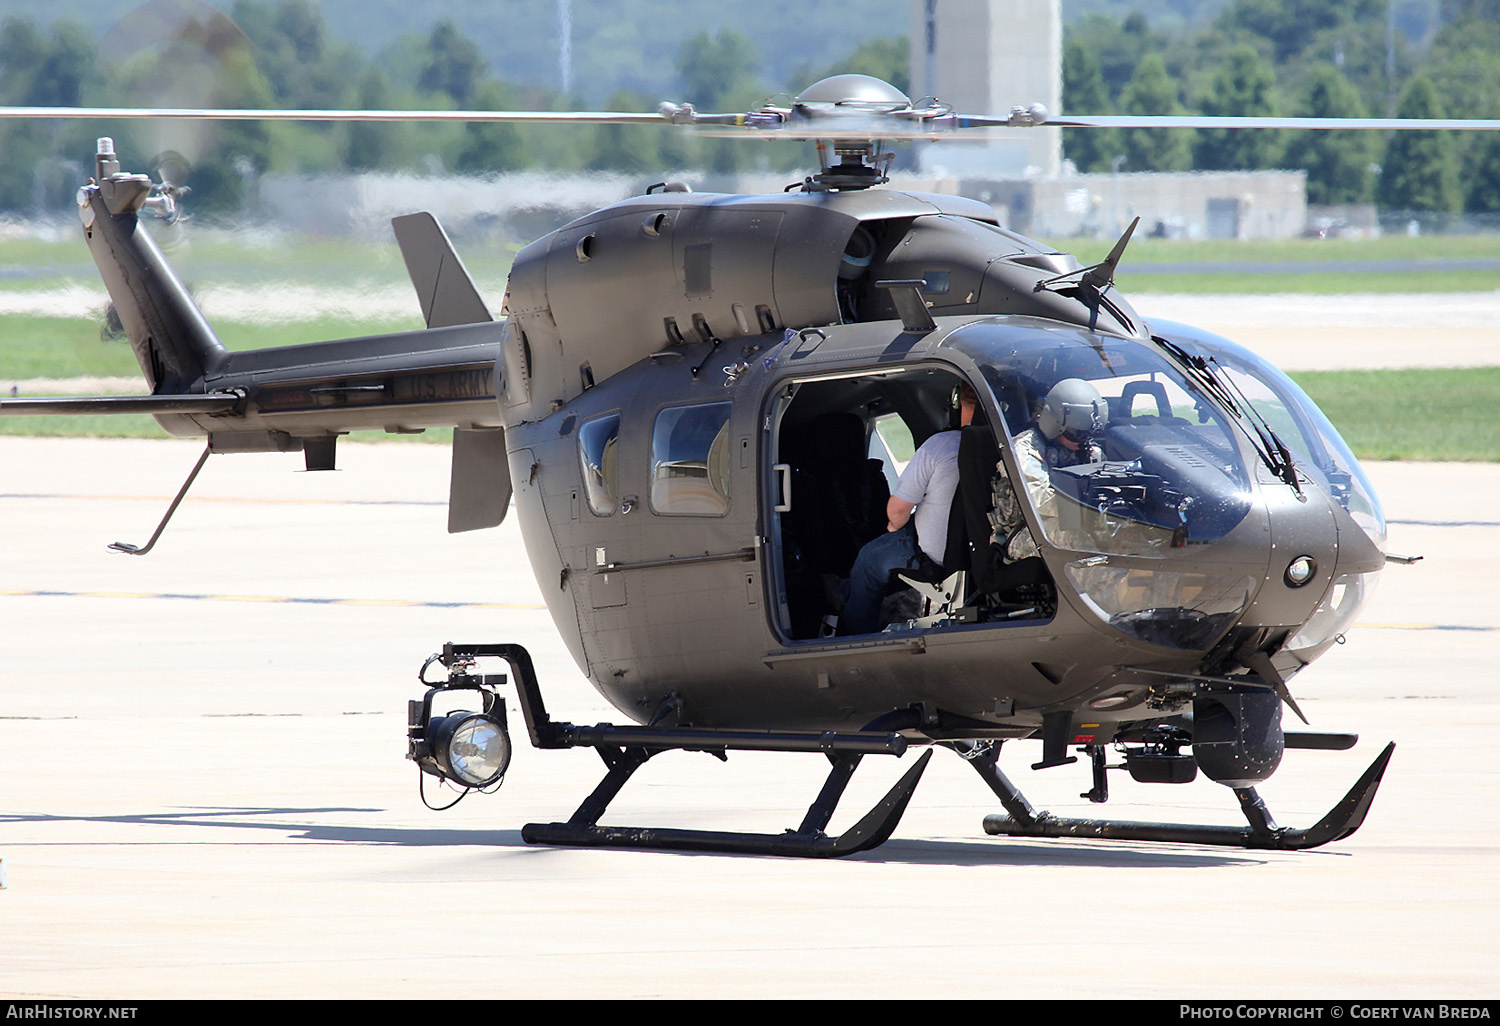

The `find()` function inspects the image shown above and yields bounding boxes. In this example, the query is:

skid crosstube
[439,643,932,858]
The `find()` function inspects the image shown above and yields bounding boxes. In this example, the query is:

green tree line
[0,0,905,214]
[1062,0,1500,216]
[1,0,1495,216]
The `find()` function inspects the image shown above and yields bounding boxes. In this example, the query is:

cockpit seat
[891,565,968,628]
[1118,380,1172,420]
[791,411,890,578]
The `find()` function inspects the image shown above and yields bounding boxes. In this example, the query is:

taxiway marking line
[1,492,445,508]
[1360,622,1499,632]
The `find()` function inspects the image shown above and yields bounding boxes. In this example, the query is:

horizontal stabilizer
[392,212,493,329]
[0,393,241,416]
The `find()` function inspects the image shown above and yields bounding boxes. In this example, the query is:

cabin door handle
[773,463,792,512]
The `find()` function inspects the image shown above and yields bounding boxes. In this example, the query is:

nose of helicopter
[1216,470,1387,663]
[1237,476,1343,632]
[1060,471,1384,660]
[1281,475,1388,664]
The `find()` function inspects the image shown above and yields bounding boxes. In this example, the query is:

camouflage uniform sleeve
[991,433,1041,562]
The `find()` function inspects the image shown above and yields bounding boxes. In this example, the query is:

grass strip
[1052,234,1500,265]
[1289,367,1500,462]
[0,412,451,444]
[1,316,422,381]
[1118,269,1500,293]
[5,367,1493,462]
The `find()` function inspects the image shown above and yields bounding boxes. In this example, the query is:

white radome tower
[909,0,1062,178]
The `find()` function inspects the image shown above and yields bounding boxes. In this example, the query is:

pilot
[838,381,978,635]
[1025,377,1108,468]
[1013,377,1108,544]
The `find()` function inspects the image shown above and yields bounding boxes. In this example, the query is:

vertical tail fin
[391,212,494,329]
[392,211,508,531]
[80,139,227,393]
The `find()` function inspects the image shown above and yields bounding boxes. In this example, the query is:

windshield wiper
[1206,354,1302,495]
[1151,336,1300,494]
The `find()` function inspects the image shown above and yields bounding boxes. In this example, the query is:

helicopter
[5,72,1489,859]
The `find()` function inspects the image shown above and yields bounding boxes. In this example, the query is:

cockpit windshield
[1157,327,1387,550]
[951,325,1256,556]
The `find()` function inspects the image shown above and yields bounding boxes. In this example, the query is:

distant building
[255,166,1309,245]
[903,0,1309,239]
[257,170,641,241]
[973,170,1309,240]
[909,0,1062,179]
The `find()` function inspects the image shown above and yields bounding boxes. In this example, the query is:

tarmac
[1133,291,1500,371]
[1,432,1497,1001]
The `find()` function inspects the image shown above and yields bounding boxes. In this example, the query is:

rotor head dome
[794,74,911,109]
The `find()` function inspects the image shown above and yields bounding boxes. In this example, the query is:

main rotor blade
[718,110,1500,138]
[0,106,670,124]
[1044,114,1500,131]
[3,105,1496,134]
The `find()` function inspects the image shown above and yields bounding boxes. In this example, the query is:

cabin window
[870,412,915,488]
[578,412,621,516]
[650,402,732,515]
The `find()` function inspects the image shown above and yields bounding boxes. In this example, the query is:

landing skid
[970,742,1395,850]
[439,643,931,858]
[431,643,1393,857]
[523,747,933,857]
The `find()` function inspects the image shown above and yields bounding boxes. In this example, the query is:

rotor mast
[807,138,894,191]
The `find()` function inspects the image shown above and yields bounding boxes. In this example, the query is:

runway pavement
[1133,292,1500,371]
[1,438,1497,1000]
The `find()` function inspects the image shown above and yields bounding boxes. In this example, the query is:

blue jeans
[840,525,920,635]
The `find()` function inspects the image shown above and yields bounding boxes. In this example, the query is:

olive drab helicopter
[4,72,1491,858]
